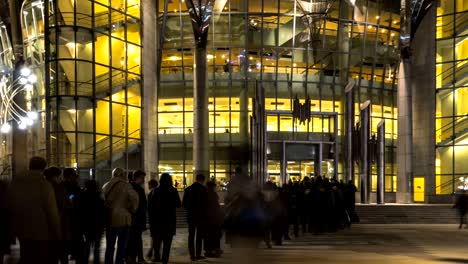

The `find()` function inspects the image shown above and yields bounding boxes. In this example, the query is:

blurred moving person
[44,167,69,264]
[103,168,139,264]
[204,181,223,257]
[6,157,62,264]
[224,168,266,264]
[454,190,468,229]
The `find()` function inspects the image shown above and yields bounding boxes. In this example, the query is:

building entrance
[264,111,338,186]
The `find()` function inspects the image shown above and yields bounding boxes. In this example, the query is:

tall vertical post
[397,0,413,203]
[185,0,214,180]
[377,120,385,204]
[314,144,323,177]
[193,46,209,178]
[345,81,355,182]
[239,86,249,173]
[360,100,370,204]
[142,0,158,181]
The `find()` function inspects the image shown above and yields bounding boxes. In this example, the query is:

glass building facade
[45,0,142,181]
[435,0,468,194]
[157,0,400,189]
[0,0,464,201]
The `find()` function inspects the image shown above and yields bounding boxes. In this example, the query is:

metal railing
[436,115,468,144]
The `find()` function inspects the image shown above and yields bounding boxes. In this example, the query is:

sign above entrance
[292,95,312,125]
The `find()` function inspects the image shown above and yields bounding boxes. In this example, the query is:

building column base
[396,192,412,204]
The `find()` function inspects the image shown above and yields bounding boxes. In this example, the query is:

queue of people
[262,176,358,247]
[0,157,358,264]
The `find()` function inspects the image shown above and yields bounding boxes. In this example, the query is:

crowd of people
[0,157,358,264]
[262,176,358,247]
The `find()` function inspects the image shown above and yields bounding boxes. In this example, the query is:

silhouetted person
[287,183,300,238]
[299,177,312,233]
[183,174,208,261]
[103,168,139,264]
[0,180,11,264]
[146,179,159,260]
[127,170,147,264]
[149,173,181,264]
[62,167,85,263]
[270,187,288,246]
[344,180,358,224]
[44,167,69,264]
[454,190,468,229]
[6,157,61,264]
[81,180,105,264]
[204,181,223,257]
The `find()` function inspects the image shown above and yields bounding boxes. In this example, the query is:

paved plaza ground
[5,224,468,263]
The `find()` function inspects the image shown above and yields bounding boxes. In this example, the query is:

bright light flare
[27,111,38,120]
[20,68,31,77]
[0,123,11,133]
[27,74,37,83]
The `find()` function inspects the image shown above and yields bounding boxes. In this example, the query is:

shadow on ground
[434,258,468,263]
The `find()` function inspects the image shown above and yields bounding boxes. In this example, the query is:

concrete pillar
[411,4,436,203]
[360,100,370,204]
[345,81,355,182]
[142,0,158,180]
[193,46,209,179]
[377,120,385,204]
[397,59,413,203]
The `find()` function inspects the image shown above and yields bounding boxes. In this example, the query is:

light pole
[185,0,215,181]
[0,67,38,134]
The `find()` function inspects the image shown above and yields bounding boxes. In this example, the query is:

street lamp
[0,67,38,133]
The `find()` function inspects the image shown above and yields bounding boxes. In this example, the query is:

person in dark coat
[204,181,223,257]
[81,180,105,264]
[146,179,159,260]
[127,170,147,264]
[183,174,208,261]
[454,190,468,229]
[44,167,69,264]
[149,173,181,264]
[61,167,85,264]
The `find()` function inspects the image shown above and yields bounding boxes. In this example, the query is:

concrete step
[173,204,460,227]
[355,204,458,224]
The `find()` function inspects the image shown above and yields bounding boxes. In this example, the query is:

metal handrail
[436,115,468,132]
[437,11,468,36]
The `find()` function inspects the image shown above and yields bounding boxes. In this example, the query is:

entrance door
[286,160,314,184]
